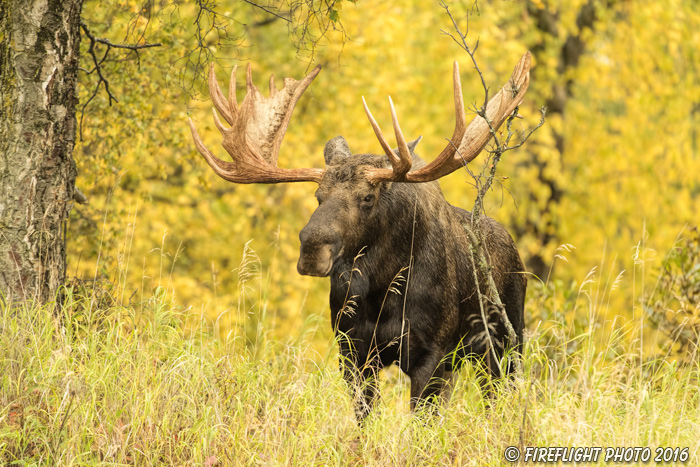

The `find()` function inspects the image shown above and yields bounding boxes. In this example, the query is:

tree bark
[0,0,83,305]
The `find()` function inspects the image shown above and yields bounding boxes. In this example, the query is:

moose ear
[393,136,423,157]
[324,136,353,166]
[407,136,423,153]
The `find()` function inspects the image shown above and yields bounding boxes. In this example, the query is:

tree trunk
[0,0,83,305]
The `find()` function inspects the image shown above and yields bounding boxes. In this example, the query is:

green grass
[1,282,699,466]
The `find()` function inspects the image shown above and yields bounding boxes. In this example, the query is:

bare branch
[502,106,548,153]
[440,2,489,116]
[242,0,291,22]
[287,0,348,66]
[166,0,349,95]
[78,21,162,140]
[163,0,245,97]
[440,1,548,378]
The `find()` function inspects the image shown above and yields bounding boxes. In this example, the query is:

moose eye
[363,194,374,204]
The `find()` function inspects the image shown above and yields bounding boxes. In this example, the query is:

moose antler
[363,52,532,183]
[188,63,326,184]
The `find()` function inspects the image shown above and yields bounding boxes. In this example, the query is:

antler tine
[362,97,396,163]
[188,116,238,181]
[365,52,531,183]
[388,97,412,179]
[453,51,530,166]
[451,60,467,146]
[402,60,467,180]
[189,63,326,184]
[211,106,227,135]
[245,63,257,95]
[269,65,322,164]
[269,74,277,96]
[209,64,235,126]
[362,60,467,183]
[228,65,238,115]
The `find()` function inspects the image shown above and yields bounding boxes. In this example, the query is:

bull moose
[188,53,531,419]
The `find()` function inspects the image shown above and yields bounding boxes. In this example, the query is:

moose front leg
[441,370,456,405]
[343,363,380,421]
[407,353,448,411]
[338,339,380,422]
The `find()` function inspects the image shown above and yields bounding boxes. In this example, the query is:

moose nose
[297,220,338,277]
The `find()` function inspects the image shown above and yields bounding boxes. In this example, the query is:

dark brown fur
[297,136,526,420]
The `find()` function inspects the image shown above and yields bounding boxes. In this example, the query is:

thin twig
[440,2,547,377]
[242,0,291,22]
[78,21,162,140]
[439,2,489,115]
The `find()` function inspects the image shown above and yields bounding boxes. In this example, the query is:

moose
[189,53,531,419]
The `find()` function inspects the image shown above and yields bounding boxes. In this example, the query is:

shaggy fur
[297,136,526,420]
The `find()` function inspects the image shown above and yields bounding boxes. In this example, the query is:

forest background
[70,0,700,353]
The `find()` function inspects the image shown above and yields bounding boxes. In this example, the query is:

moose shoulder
[188,54,532,420]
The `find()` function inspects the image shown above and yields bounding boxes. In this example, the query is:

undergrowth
[1,263,699,466]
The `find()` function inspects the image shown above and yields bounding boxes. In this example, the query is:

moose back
[188,54,531,419]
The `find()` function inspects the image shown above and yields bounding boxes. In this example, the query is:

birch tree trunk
[0,0,83,305]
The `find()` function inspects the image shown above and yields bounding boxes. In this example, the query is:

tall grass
[1,253,699,466]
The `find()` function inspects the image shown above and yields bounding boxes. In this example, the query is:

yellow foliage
[70,0,700,344]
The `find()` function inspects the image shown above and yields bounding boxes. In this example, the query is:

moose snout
[297,221,339,277]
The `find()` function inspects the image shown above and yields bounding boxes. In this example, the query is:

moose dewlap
[188,54,531,420]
